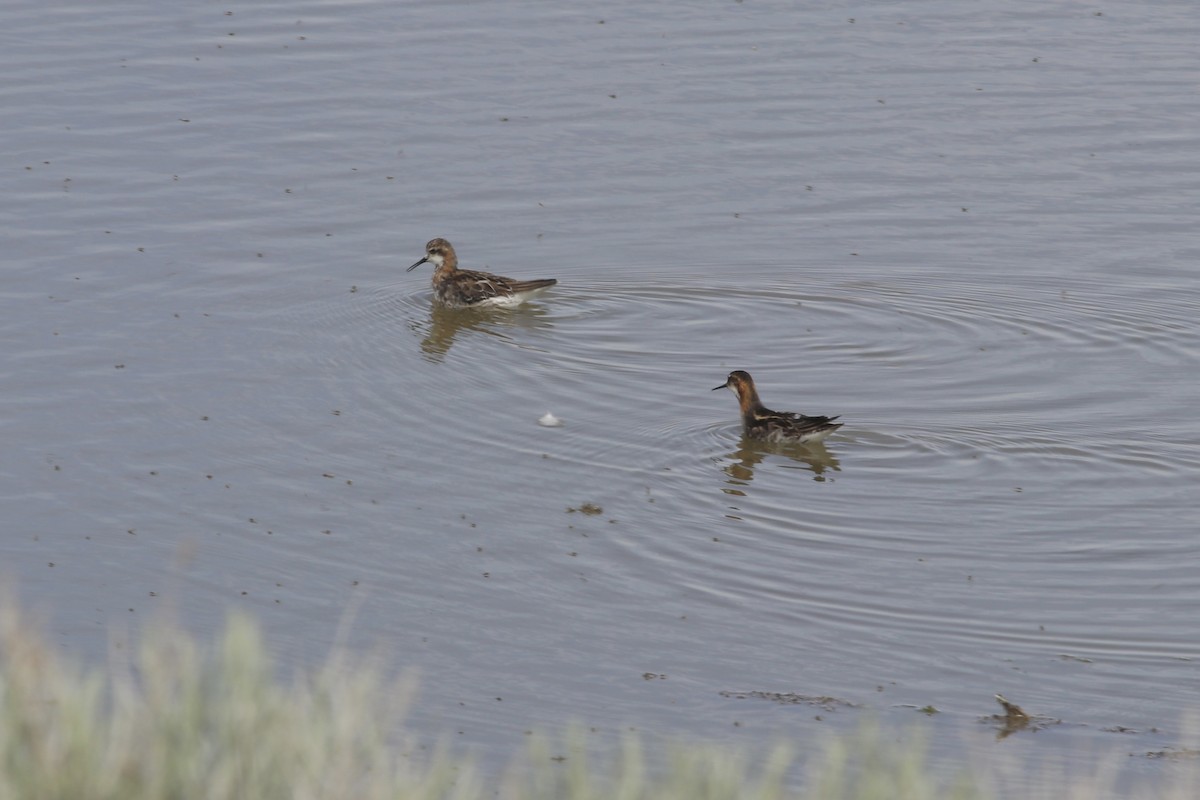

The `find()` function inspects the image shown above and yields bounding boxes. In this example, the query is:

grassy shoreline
[0,605,1193,799]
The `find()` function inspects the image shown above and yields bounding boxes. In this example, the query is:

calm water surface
[3,0,1199,791]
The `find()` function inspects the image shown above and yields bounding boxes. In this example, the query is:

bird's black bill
[712,382,729,391]
[407,257,429,272]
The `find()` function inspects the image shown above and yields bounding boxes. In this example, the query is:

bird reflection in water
[721,438,841,495]
[416,301,554,362]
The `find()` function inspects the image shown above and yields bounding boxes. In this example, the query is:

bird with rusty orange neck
[713,370,842,444]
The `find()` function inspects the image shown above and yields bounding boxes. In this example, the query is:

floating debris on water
[719,690,859,712]
[538,412,563,427]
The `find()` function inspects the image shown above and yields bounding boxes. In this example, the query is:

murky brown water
[3,1,1198,791]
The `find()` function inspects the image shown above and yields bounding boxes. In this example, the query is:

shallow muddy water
[3,0,1199,790]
